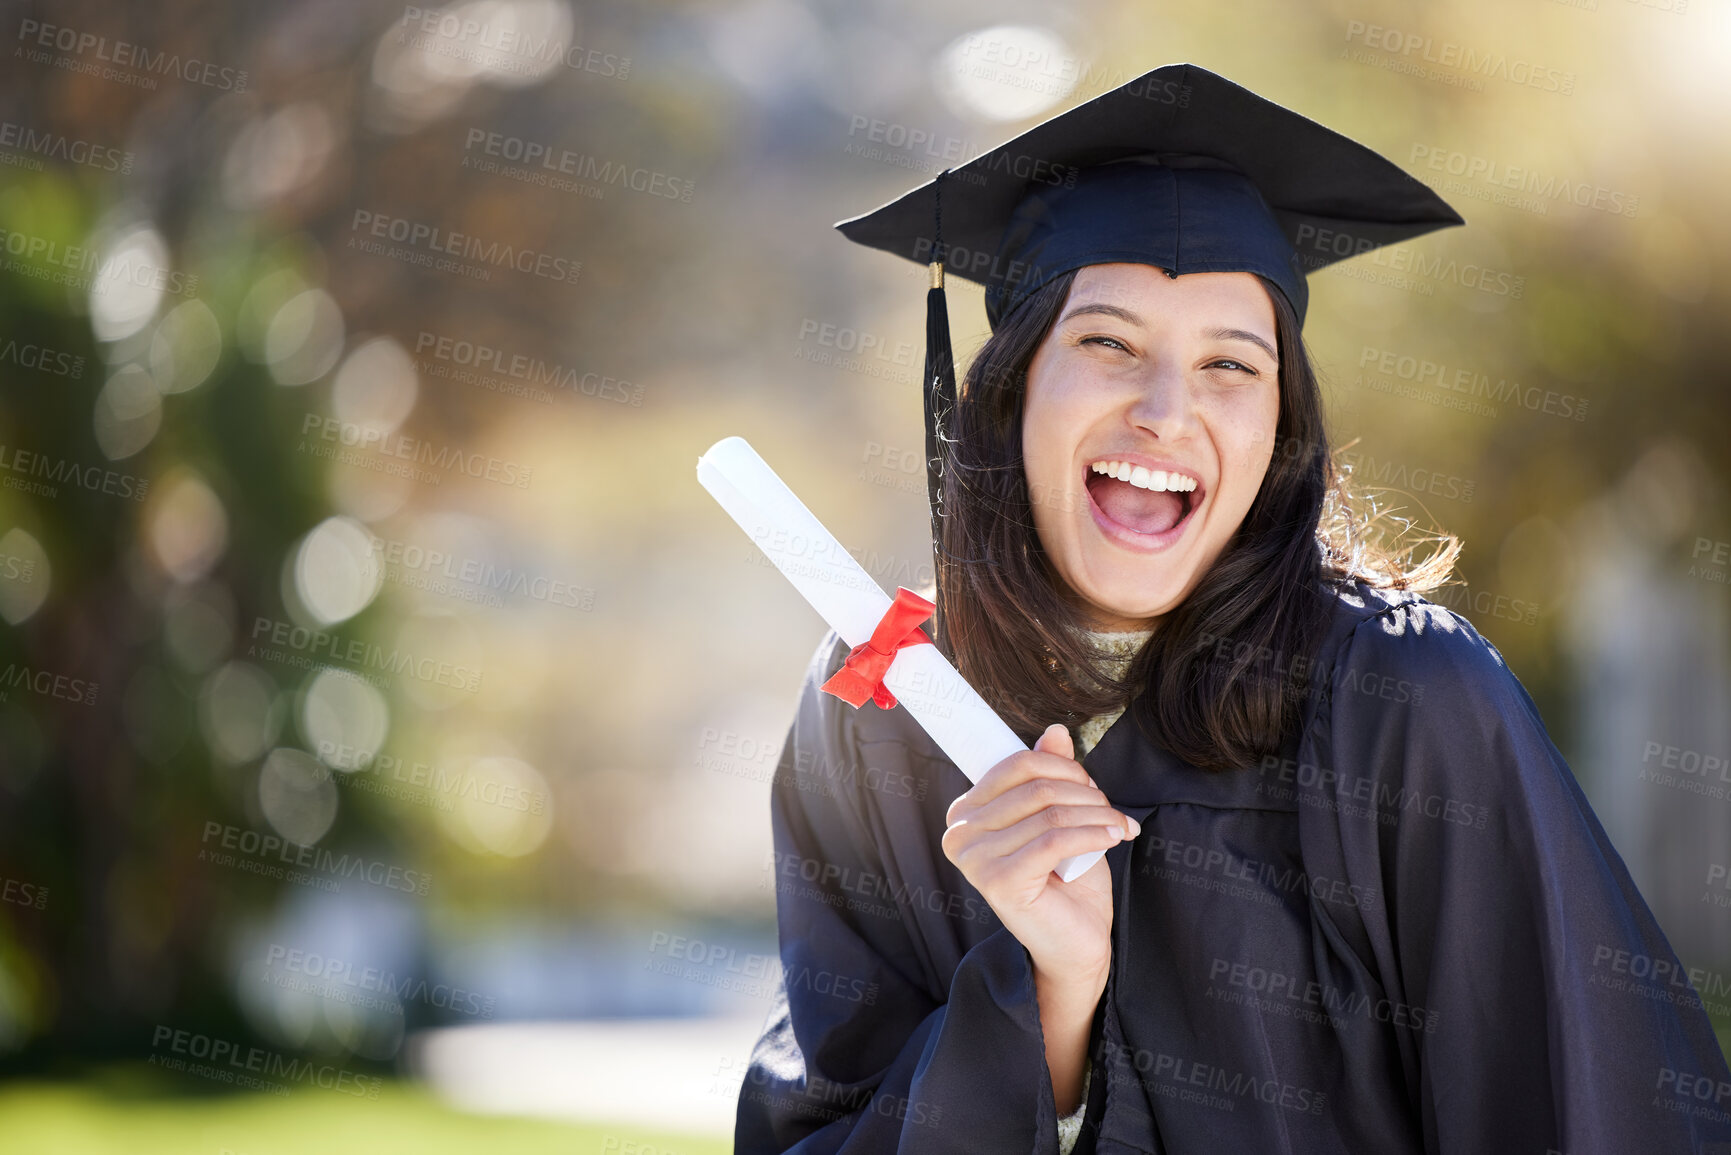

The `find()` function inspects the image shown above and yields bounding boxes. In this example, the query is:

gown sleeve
[1304,598,1731,1155]
[734,630,1071,1155]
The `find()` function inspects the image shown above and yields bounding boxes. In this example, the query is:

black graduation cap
[832,61,1464,586]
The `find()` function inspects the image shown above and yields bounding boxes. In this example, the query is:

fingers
[946,729,1095,826]
[960,777,1115,834]
[942,721,1138,893]
[942,784,1141,879]
[1033,721,1074,761]
[966,803,1139,864]
[950,819,1130,890]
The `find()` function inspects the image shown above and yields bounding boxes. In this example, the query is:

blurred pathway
[407,1015,767,1139]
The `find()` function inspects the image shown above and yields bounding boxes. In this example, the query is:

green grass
[0,1070,731,1155]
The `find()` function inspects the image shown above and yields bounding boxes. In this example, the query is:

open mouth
[1083,458,1203,544]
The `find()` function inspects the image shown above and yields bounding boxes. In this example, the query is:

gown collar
[1079,682,1301,819]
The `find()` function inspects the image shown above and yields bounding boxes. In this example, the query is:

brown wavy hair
[923,267,1461,771]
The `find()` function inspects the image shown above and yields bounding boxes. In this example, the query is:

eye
[1207,358,1260,375]
[1079,334,1130,352]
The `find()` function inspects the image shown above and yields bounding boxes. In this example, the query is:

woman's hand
[941,723,1138,993]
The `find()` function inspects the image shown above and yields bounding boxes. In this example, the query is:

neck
[1058,585,1161,635]
[1081,614,1159,636]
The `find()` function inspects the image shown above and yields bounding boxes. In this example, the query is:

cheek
[1210,391,1280,509]
[1021,381,1098,541]
[1021,370,1083,484]
[1021,418,1066,527]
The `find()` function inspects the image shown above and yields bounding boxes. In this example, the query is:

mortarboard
[832,61,1464,608]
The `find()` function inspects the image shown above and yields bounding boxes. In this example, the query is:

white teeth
[1089,460,1198,494]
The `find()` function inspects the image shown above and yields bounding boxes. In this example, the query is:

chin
[1078,568,1189,623]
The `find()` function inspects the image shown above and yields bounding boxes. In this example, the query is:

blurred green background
[0,0,1727,1150]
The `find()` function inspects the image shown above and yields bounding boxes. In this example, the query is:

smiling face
[1021,263,1282,632]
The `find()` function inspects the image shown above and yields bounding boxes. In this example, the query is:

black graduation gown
[733,579,1731,1154]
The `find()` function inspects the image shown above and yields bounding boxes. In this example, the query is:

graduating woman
[734,64,1731,1154]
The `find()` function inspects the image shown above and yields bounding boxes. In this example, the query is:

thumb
[1034,722,1075,761]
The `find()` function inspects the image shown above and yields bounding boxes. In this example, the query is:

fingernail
[1127,816,1141,838]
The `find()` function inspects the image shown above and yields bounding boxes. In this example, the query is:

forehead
[1064,264,1276,334]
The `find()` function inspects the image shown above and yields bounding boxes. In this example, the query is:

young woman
[734,65,1731,1154]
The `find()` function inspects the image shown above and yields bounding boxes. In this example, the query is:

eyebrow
[1059,304,1279,364]
[1206,326,1279,363]
[1060,302,1141,328]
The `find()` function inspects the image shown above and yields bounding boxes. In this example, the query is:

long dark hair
[926,267,1460,771]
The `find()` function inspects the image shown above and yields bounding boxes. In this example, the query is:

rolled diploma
[697,435,1104,883]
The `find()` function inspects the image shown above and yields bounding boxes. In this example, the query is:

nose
[1124,359,1201,441]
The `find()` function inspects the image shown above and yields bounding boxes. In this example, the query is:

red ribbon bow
[820,586,936,710]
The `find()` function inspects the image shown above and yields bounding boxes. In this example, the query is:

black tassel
[924,169,957,659]
[923,269,955,525]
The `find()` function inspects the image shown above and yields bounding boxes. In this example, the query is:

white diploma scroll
[697,435,1105,883]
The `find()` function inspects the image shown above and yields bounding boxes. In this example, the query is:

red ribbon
[820,586,936,710]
